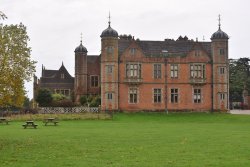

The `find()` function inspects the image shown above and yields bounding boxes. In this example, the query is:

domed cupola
[211,15,229,40]
[100,14,118,38]
[74,40,87,53]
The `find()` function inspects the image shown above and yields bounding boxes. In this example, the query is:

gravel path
[230,110,250,115]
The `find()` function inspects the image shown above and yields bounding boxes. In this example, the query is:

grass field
[0,113,250,167]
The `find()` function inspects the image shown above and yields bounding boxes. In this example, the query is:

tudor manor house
[34,17,229,112]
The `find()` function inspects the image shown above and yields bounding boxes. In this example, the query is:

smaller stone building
[33,63,74,98]
[33,52,101,102]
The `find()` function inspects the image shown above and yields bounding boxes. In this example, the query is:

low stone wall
[39,107,100,114]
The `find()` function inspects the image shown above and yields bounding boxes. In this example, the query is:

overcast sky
[1,0,250,99]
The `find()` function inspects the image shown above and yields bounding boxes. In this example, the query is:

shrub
[51,99,75,107]
[80,95,101,107]
[80,96,88,106]
[36,89,53,107]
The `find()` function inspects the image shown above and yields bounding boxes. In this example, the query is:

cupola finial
[218,14,221,30]
[108,11,111,27]
[80,33,83,44]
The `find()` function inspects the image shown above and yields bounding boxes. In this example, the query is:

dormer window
[130,48,136,55]
[162,50,168,56]
[61,73,64,79]
[195,50,200,56]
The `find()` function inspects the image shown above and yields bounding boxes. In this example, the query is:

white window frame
[193,88,201,103]
[129,87,138,104]
[170,64,178,78]
[126,63,141,78]
[154,64,161,79]
[153,88,162,103]
[170,88,178,103]
[90,75,99,88]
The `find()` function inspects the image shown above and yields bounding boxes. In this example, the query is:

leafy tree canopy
[0,12,36,108]
[35,89,52,107]
[229,57,250,102]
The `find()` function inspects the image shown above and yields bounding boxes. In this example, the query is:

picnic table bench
[0,117,9,125]
[22,121,38,129]
[43,118,59,126]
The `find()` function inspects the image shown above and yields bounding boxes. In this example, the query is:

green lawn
[1,113,250,167]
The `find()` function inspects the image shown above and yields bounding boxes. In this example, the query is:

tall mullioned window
[190,64,205,78]
[107,93,112,100]
[107,65,112,73]
[129,88,138,103]
[170,64,178,78]
[126,64,141,78]
[193,88,201,103]
[106,46,114,54]
[219,93,225,100]
[154,89,161,103]
[171,88,178,103]
[91,75,99,87]
[154,64,161,79]
[219,67,225,74]
[219,48,225,55]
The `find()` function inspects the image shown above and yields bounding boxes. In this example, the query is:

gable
[185,42,211,62]
[40,64,74,84]
[119,40,145,61]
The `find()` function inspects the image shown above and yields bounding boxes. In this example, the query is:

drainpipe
[211,60,214,113]
[164,56,168,114]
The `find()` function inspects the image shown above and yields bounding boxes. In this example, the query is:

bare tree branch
[0,11,7,20]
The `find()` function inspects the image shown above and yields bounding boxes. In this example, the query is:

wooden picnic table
[22,121,38,129]
[43,118,59,126]
[0,117,9,125]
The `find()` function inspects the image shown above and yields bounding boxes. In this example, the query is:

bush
[51,99,75,107]
[36,89,53,107]
[52,93,67,101]
[80,95,101,107]
[80,96,88,106]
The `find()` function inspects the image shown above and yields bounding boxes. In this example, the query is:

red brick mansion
[34,17,229,112]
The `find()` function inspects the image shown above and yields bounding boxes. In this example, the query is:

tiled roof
[118,39,212,57]
[87,55,100,76]
[118,40,131,55]
[43,70,57,78]
[40,64,74,84]
[87,55,100,63]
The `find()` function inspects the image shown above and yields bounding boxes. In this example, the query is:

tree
[23,96,30,109]
[35,89,53,107]
[0,14,36,108]
[229,58,250,102]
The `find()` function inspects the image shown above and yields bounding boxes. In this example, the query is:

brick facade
[34,18,229,112]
